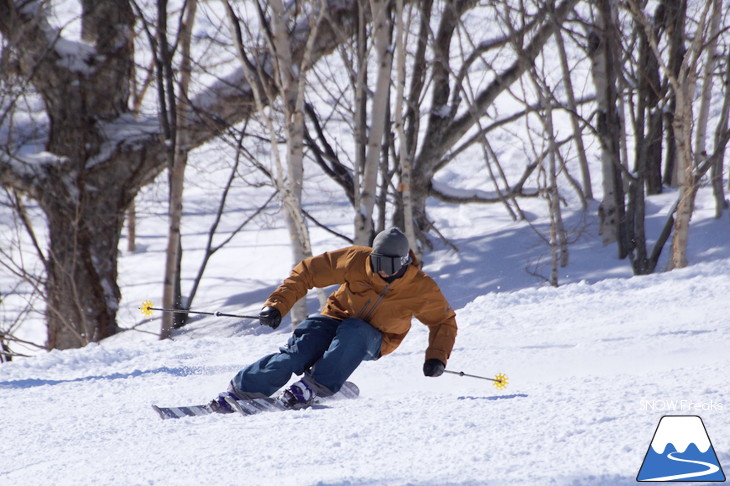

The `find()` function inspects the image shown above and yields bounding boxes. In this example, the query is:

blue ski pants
[230,315,382,397]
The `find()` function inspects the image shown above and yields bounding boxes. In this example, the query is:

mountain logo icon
[637,415,725,482]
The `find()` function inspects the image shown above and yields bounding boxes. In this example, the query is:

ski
[152,403,214,419]
[152,381,359,420]
[223,395,301,415]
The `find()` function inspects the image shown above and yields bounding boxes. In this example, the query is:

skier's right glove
[259,306,282,329]
[423,358,445,377]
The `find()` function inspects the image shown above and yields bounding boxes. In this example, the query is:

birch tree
[627,0,730,270]
[392,0,417,252]
[408,0,580,242]
[224,0,329,323]
[313,0,581,250]
[159,0,198,338]
[694,0,727,219]
[588,0,627,255]
[554,28,592,203]
[583,0,730,274]
[353,0,394,245]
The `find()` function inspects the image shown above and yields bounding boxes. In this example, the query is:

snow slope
[1,230,729,485]
[1,3,729,483]
[2,123,729,485]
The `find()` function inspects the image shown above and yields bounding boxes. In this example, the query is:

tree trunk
[555,28,592,202]
[282,131,314,324]
[393,0,417,255]
[160,0,198,338]
[541,78,568,285]
[589,0,628,257]
[712,48,730,217]
[645,110,664,195]
[126,203,137,253]
[635,7,663,196]
[410,0,579,237]
[4,1,136,349]
[669,100,698,271]
[354,0,394,245]
[1,0,379,348]
[661,0,687,188]
[697,0,726,218]
[625,5,661,274]
[666,39,698,269]
[692,0,720,164]
[44,194,123,348]
[226,0,326,324]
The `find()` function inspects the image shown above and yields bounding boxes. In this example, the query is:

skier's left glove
[259,306,282,329]
[423,358,445,377]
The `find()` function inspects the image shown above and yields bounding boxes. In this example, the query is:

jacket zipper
[361,283,390,323]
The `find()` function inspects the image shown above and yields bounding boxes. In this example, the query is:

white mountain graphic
[650,416,711,454]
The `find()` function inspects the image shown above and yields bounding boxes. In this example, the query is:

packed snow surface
[1,251,728,485]
[1,4,728,482]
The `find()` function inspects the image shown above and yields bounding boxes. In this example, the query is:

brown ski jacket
[264,246,457,364]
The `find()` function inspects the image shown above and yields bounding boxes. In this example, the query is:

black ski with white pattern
[152,403,214,419]
[152,381,359,420]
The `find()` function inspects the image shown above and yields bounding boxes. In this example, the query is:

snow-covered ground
[1,178,729,485]
[2,2,730,484]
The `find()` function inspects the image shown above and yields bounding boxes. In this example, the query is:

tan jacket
[264,246,457,364]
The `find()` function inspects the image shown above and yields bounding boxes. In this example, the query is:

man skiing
[209,227,457,412]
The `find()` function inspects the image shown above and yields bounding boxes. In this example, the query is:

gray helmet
[370,227,410,275]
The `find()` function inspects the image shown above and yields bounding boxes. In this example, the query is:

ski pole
[139,300,258,319]
[444,369,509,390]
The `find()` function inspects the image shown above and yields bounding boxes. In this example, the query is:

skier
[209,227,457,412]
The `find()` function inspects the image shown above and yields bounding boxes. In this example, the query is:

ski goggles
[370,252,411,275]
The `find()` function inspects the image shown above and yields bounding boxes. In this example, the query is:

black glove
[423,358,445,377]
[259,306,282,329]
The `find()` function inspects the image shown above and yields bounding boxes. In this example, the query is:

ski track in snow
[1,257,729,485]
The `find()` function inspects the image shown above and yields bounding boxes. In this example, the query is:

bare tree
[627,0,730,270]
[695,0,728,219]
[392,0,417,252]
[0,0,383,348]
[712,47,730,217]
[588,0,627,256]
[576,0,730,274]
[156,0,198,338]
[554,27,592,203]
[528,70,569,286]
[352,0,394,245]
[0,1,138,348]
[306,0,580,254]
[224,0,331,323]
[409,0,580,244]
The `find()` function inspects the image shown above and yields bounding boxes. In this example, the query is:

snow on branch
[5,0,99,76]
[50,37,97,75]
[84,114,163,170]
[0,149,67,194]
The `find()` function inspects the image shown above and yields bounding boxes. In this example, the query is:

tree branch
[428,0,581,159]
